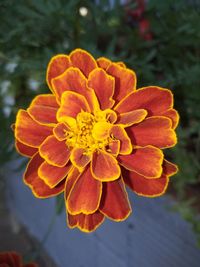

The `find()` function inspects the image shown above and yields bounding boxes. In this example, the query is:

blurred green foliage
[0,0,200,244]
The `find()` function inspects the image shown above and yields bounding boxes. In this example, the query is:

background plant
[0,0,199,245]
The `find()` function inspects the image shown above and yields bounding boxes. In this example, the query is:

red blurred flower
[126,0,153,41]
[126,0,145,20]
[138,18,153,41]
[0,251,38,267]
[14,49,179,232]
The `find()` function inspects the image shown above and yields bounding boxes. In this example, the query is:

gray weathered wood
[5,159,200,267]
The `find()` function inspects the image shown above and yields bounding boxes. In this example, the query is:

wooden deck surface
[4,159,200,267]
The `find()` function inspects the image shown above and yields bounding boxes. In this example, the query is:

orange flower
[14,49,179,232]
[0,251,38,267]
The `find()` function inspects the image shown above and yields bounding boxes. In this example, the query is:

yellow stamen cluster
[65,111,112,154]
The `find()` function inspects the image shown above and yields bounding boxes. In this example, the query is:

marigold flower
[0,251,38,267]
[14,49,179,232]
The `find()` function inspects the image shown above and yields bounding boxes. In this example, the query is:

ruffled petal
[88,68,115,109]
[107,139,120,156]
[70,147,91,169]
[52,67,87,100]
[8,252,21,267]
[162,159,178,176]
[97,57,111,70]
[69,48,97,77]
[111,125,132,155]
[106,63,136,103]
[23,153,65,198]
[91,150,121,181]
[39,135,70,167]
[127,116,177,148]
[67,165,102,215]
[24,264,38,267]
[11,123,15,131]
[118,146,163,178]
[46,54,72,90]
[57,91,90,121]
[15,110,53,147]
[67,211,105,232]
[38,161,72,188]
[27,94,59,125]
[0,263,10,267]
[97,109,117,123]
[117,109,147,127]
[161,108,180,129]
[122,168,169,197]
[100,178,131,221]
[15,140,37,157]
[52,67,99,111]
[116,62,126,68]
[53,122,70,141]
[0,252,19,267]
[115,86,173,115]
[65,167,81,199]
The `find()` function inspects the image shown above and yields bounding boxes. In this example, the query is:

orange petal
[9,252,22,267]
[27,94,59,125]
[11,123,15,131]
[107,139,120,156]
[15,110,53,147]
[52,67,87,100]
[67,165,102,215]
[69,49,97,77]
[163,159,178,176]
[67,211,105,232]
[111,125,132,155]
[38,161,72,188]
[97,109,117,123]
[96,57,111,70]
[65,167,81,200]
[52,67,98,111]
[15,140,37,157]
[116,61,126,68]
[122,168,169,197]
[161,108,179,129]
[117,109,147,127]
[91,150,121,181]
[46,54,72,90]
[1,263,10,267]
[118,146,164,178]
[100,178,131,221]
[39,135,70,167]
[0,263,10,267]
[115,86,173,115]
[70,147,91,169]
[127,116,177,148]
[53,122,70,141]
[106,63,136,103]
[57,91,90,120]
[24,264,38,267]
[0,252,20,266]
[88,68,115,109]
[23,153,65,198]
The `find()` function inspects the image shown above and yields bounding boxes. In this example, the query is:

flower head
[0,251,38,267]
[14,49,179,232]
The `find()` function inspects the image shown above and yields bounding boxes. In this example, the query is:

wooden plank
[5,159,200,267]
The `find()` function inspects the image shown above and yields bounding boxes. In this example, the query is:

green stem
[24,209,57,263]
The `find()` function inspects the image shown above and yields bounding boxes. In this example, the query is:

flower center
[65,111,113,154]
